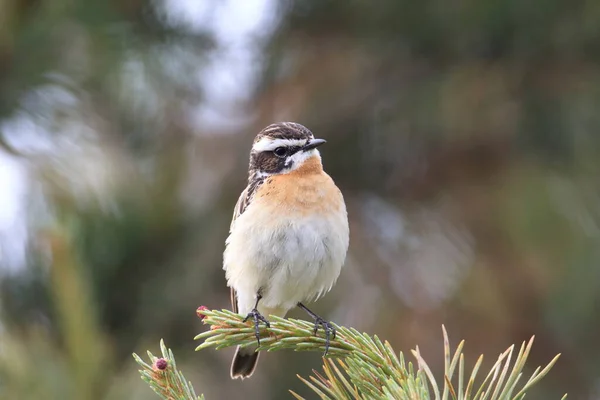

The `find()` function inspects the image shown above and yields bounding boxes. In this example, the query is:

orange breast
[252,155,343,216]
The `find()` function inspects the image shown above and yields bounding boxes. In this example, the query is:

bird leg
[297,302,336,355]
[243,294,270,345]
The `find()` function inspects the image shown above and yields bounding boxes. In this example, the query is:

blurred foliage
[1,0,599,398]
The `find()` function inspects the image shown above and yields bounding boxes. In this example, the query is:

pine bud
[196,305,209,320]
[154,358,168,370]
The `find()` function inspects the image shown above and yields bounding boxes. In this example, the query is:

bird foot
[243,308,270,345]
[312,317,336,355]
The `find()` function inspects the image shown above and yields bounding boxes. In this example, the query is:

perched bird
[223,122,349,379]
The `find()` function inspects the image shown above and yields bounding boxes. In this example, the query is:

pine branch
[194,308,426,398]
[133,339,204,400]
[134,308,567,400]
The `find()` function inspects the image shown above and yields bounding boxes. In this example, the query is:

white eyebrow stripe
[252,137,308,152]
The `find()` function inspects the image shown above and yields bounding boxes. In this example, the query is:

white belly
[224,207,349,313]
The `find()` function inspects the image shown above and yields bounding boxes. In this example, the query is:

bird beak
[303,138,327,151]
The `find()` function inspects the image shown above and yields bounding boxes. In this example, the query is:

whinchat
[223,122,349,379]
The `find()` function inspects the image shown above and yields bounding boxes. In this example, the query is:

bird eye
[273,147,287,157]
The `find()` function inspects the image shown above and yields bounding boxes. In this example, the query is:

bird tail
[230,345,259,379]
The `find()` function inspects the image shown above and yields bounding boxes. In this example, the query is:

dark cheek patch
[251,152,287,174]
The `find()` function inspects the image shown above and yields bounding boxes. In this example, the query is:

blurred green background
[0,0,598,398]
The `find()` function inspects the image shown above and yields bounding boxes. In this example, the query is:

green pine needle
[133,339,204,400]
[134,308,566,400]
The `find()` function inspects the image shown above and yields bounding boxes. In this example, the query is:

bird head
[248,122,326,178]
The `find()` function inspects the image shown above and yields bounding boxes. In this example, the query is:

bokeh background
[0,0,598,398]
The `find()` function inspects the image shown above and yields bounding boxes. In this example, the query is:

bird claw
[243,308,270,345]
[313,317,336,355]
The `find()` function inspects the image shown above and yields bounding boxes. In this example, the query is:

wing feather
[227,176,266,313]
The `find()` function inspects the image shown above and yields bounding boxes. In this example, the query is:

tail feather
[230,346,259,379]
